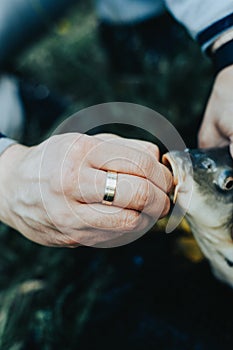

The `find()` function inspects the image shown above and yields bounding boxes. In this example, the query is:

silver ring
[102,171,118,205]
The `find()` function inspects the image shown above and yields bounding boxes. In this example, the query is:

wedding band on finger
[102,171,118,205]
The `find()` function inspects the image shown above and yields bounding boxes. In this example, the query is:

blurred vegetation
[1,1,232,350]
[15,0,213,145]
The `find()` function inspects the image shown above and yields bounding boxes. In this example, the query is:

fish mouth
[162,152,186,203]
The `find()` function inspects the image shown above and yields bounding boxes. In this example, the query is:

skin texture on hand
[0,133,172,248]
[198,64,233,157]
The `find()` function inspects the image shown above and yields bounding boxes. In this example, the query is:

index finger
[94,133,160,159]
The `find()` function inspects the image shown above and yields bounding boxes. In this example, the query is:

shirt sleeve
[0,135,16,157]
[165,0,233,51]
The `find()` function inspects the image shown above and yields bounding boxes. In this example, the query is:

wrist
[197,13,233,75]
[211,28,233,53]
[211,39,233,76]
[0,143,28,227]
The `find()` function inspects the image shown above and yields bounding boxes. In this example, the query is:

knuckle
[135,180,150,211]
[81,135,100,158]
[61,165,76,196]
[139,154,154,178]
[70,134,97,164]
[49,163,75,196]
[144,142,160,158]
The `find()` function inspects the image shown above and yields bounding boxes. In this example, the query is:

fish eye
[224,177,233,190]
[199,158,216,172]
[217,171,233,191]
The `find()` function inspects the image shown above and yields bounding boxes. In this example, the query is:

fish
[162,146,233,287]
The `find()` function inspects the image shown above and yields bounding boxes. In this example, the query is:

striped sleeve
[165,0,233,52]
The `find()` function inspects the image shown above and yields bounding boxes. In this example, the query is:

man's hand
[0,133,172,248]
[198,64,233,157]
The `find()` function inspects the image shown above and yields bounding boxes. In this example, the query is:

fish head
[162,146,233,286]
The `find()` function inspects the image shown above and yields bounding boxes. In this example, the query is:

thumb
[198,120,226,148]
[230,139,233,158]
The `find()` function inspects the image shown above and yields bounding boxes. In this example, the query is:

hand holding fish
[0,133,172,248]
[198,64,233,157]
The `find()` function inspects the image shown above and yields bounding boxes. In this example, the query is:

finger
[67,202,145,231]
[87,138,172,190]
[198,127,229,148]
[81,214,152,248]
[198,116,227,148]
[75,168,170,217]
[67,203,154,247]
[94,133,160,159]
